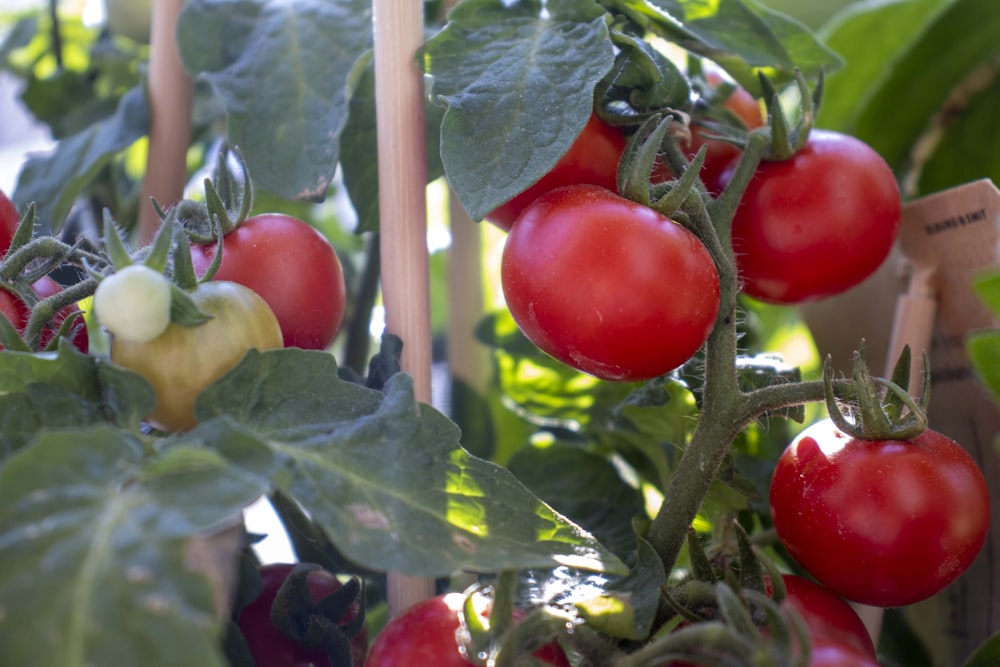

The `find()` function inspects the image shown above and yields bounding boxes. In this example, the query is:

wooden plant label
[885,178,1000,666]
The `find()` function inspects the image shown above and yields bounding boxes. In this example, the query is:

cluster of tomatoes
[492,74,902,384]
[0,186,348,432]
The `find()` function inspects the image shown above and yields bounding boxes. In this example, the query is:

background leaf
[12,84,149,231]
[176,0,373,201]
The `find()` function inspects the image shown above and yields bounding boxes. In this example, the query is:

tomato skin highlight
[191,213,346,350]
[237,563,367,667]
[486,114,627,231]
[364,593,569,667]
[769,419,990,607]
[501,184,720,382]
[722,129,900,304]
[110,281,283,431]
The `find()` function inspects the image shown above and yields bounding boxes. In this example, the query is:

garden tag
[816,179,1000,666]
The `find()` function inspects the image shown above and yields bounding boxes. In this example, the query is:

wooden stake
[372,0,436,617]
[137,0,193,245]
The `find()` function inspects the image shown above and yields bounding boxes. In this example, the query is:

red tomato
[769,419,990,607]
[0,277,88,353]
[501,184,720,382]
[237,563,367,667]
[191,214,346,350]
[364,593,569,667]
[777,575,875,658]
[0,188,18,254]
[485,114,627,231]
[720,129,900,304]
[653,73,765,193]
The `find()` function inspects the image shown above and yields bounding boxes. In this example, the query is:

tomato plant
[190,213,346,350]
[236,563,367,667]
[770,418,990,607]
[501,184,720,382]
[364,592,568,667]
[110,280,282,431]
[485,114,627,232]
[720,129,900,304]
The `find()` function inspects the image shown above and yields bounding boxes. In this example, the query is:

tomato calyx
[266,563,366,664]
[171,145,255,245]
[822,344,930,441]
[757,68,824,162]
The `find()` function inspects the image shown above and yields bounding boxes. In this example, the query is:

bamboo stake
[372,0,437,617]
[137,0,193,245]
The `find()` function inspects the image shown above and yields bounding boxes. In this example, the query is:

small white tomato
[94,265,172,343]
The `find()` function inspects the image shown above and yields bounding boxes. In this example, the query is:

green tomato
[110,281,283,432]
[94,264,172,343]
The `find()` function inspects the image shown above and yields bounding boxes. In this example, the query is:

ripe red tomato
[0,277,88,353]
[0,188,18,254]
[654,73,765,193]
[769,419,990,607]
[501,184,720,382]
[776,575,875,658]
[191,213,346,350]
[720,129,900,304]
[485,114,627,231]
[237,563,367,667]
[364,593,569,667]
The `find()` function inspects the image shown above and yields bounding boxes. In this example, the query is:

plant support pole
[138,0,193,245]
[372,0,436,617]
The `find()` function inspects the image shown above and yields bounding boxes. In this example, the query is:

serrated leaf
[421,0,615,221]
[12,84,150,232]
[0,425,269,667]
[188,348,628,577]
[176,0,373,201]
[0,343,154,458]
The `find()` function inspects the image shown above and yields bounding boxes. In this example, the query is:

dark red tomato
[191,214,346,350]
[0,188,18,255]
[0,277,88,353]
[237,563,367,667]
[365,593,569,667]
[776,575,875,658]
[501,184,720,382]
[770,419,990,607]
[653,73,765,193]
[807,639,880,667]
[486,114,627,231]
[719,129,900,304]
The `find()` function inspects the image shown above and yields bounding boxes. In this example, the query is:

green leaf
[574,537,666,640]
[421,0,616,221]
[187,349,628,577]
[176,0,373,201]
[508,441,647,559]
[819,0,999,188]
[647,0,842,84]
[0,344,154,459]
[817,0,951,133]
[967,330,1000,403]
[962,630,1000,667]
[0,425,269,667]
[12,84,150,231]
